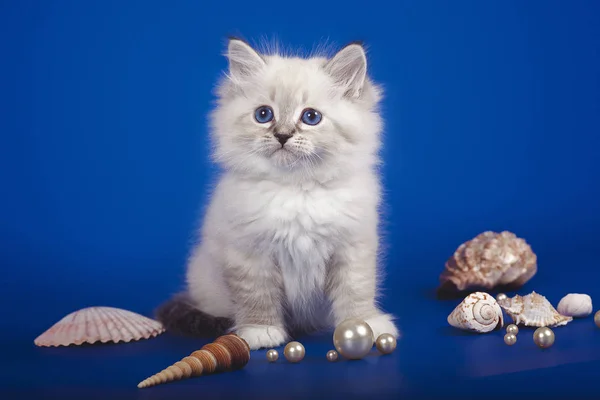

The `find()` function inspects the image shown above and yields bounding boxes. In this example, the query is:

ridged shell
[497,291,573,327]
[439,231,537,294]
[447,292,504,333]
[137,333,250,388]
[34,306,165,347]
[557,293,593,318]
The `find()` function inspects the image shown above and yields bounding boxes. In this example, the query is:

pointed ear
[325,42,368,98]
[226,38,265,81]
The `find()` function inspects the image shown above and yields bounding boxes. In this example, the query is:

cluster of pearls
[499,299,600,349]
[333,319,397,359]
[501,318,556,349]
[501,313,556,349]
[497,299,600,348]
[265,342,306,363]
[265,305,600,366]
[503,324,519,346]
[265,319,397,364]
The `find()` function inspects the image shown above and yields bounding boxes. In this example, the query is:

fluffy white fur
[184,38,398,349]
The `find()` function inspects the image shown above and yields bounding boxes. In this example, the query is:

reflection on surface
[246,345,405,397]
[460,321,600,377]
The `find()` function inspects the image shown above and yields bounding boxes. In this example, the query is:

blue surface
[2,0,600,399]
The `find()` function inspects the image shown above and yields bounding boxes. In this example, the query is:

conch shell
[34,306,165,347]
[439,231,537,296]
[138,333,250,388]
[557,293,593,317]
[497,291,573,327]
[447,292,504,333]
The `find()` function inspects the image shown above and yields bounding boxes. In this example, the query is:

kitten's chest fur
[223,177,367,320]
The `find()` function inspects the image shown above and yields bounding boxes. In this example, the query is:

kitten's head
[210,38,383,182]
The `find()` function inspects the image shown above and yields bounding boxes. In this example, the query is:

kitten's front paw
[364,314,400,340]
[235,325,288,350]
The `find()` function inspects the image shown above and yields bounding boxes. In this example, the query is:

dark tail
[154,292,234,337]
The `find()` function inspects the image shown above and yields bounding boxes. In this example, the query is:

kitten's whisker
[229,147,263,172]
[213,138,256,162]
[311,151,325,163]
[288,153,305,169]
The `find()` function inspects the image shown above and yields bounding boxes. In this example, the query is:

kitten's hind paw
[235,325,288,350]
[365,313,400,340]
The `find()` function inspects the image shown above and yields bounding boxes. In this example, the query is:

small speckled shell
[498,291,573,327]
[137,334,250,389]
[447,292,504,333]
[439,231,537,294]
[557,293,593,318]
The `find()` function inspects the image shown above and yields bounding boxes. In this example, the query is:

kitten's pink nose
[274,133,292,146]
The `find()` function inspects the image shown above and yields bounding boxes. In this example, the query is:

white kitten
[156,38,399,350]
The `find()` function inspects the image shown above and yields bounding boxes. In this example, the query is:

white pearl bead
[333,319,374,360]
[506,324,519,335]
[283,341,305,363]
[375,333,397,354]
[326,350,338,362]
[533,327,555,348]
[504,333,517,345]
[266,349,279,362]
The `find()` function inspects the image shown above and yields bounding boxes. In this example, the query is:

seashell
[438,231,537,296]
[137,333,250,388]
[497,291,573,327]
[34,306,165,347]
[557,293,593,317]
[447,291,504,333]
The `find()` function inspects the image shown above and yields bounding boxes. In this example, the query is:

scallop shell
[497,291,573,327]
[447,292,504,333]
[137,333,250,388]
[34,306,165,347]
[439,231,537,295]
[557,293,593,318]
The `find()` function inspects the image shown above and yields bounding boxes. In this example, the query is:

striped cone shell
[137,334,250,389]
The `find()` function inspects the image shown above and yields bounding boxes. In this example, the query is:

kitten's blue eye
[301,108,322,125]
[254,106,274,123]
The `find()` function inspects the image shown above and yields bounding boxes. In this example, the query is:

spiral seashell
[438,231,537,297]
[447,291,504,333]
[137,334,250,389]
[498,291,573,327]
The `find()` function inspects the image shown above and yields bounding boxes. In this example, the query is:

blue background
[1,0,599,398]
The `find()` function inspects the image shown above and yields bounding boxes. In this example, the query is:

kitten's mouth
[270,147,293,156]
[268,146,304,168]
